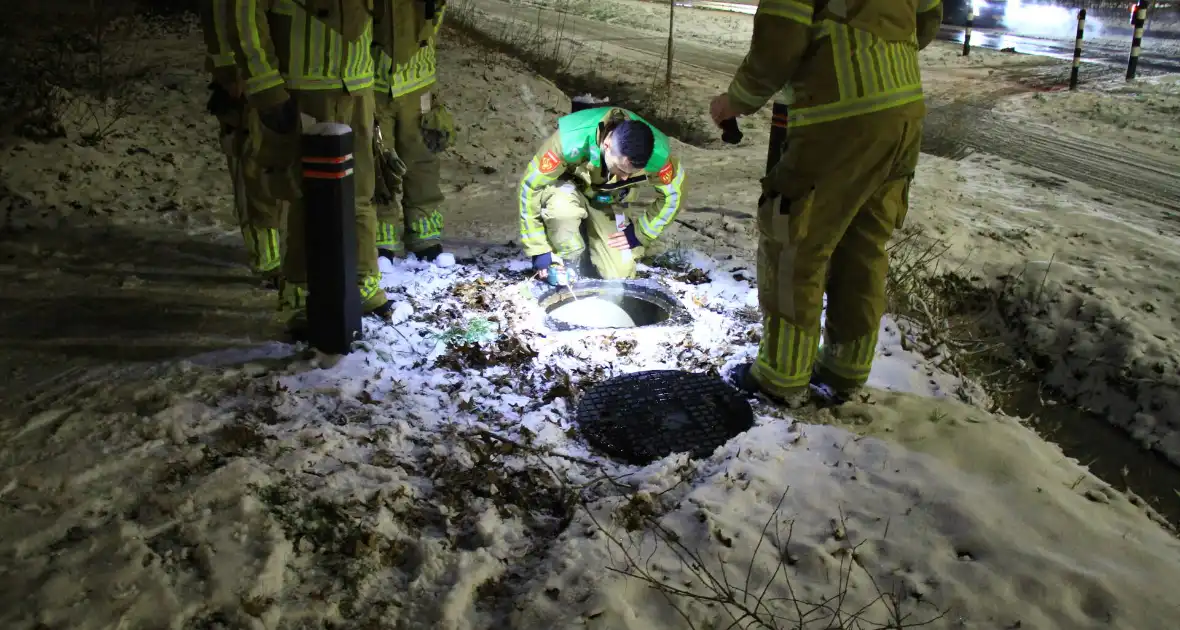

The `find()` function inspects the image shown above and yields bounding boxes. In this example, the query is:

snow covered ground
[994,72,1180,157]
[3,251,1178,629]
[2,7,1180,629]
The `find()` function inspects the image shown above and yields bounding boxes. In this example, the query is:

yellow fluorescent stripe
[760,0,814,25]
[236,0,269,77]
[830,24,856,101]
[884,44,900,90]
[307,14,325,79]
[863,31,883,94]
[729,77,762,108]
[290,8,307,80]
[213,0,234,59]
[638,163,685,240]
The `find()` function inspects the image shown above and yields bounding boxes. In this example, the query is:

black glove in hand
[205,82,241,117]
[259,98,299,134]
[532,252,553,271]
[622,223,643,249]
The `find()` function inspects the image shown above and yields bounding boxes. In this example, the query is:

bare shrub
[446,0,714,146]
[0,0,163,145]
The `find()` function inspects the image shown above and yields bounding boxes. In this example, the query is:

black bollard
[1070,9,1086,90]
[1126,1,1148,81]
[301,122,362,355]
[962,10,973,57]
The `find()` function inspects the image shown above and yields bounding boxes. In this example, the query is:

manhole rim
[535,278,693,332]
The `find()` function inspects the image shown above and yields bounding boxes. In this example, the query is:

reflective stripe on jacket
[199,0,240,87]
[727,0,941,127]
[374,4,447,98]
[229,0,375,109]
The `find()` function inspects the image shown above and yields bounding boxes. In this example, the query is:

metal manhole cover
[575,370,755,465]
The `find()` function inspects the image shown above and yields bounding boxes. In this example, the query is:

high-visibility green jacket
[198,0,239,89]
[226,0,376,110]
[727,0,944,127]
[373,2,447,99]
[518,107,686,257]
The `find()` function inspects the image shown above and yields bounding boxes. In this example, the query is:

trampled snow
[2,249,1177,630]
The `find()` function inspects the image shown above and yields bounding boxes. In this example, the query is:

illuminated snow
[549,294,638,328]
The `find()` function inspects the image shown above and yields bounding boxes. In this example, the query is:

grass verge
[446,0,714,145]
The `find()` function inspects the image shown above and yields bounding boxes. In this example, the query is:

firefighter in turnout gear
[224,0,390,326]
[710,0,943,405]
[198,0,285,283]
[518,106,686,281]
[371,0,454,261]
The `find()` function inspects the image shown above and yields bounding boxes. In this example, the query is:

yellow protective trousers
[245,88,386,313]
[752,104,923,397]
[215,104,285,274]
[538,183,642,280]
[374,91,445,253]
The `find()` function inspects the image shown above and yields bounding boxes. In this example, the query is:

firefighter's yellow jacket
[225,0,377,110]
[198,0,240,89]
[727,0,944,127]
[373,1,447,98]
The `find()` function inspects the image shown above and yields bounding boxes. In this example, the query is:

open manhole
[575,370,755,465]
[533,278,691,331]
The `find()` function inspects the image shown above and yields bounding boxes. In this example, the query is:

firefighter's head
[602,120,654,179]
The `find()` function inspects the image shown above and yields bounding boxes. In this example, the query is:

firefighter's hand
[532,252,554,276]
[710,93,740,127]
[607,231,632,251]
[260,98,299,135]
[609,224,643,251]
[226,78,245,100]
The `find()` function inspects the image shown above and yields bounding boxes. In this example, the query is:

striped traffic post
[1070,8,1086,90]
[962,10,974,56]
[1126,1,1148,80]
[302,122,362,355]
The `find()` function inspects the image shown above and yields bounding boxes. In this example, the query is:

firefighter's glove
[532,252,553,272]
[206,81,242,117]
[260,98,299,135]
[382,148,408,183]
[622,223,643,249]
[420,103,455,153]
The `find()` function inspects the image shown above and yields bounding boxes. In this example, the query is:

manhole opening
[535,279,691,331]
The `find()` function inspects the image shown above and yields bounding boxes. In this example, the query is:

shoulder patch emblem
[538,150,561,174]
[657,161,676,185]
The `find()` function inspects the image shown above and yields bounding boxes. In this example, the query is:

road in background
[473,0,1180,213]
[672,0,1180,73]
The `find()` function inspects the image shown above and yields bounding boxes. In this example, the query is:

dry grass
[0,0,170,145]
[883,224,1025,407]
[445,0,713,145]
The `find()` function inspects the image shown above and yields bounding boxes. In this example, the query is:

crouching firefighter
[710,0,943,405]
[371,0,454,262]
[225,0,392,330]
[518,106,686,283]
[198,0,285,284]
